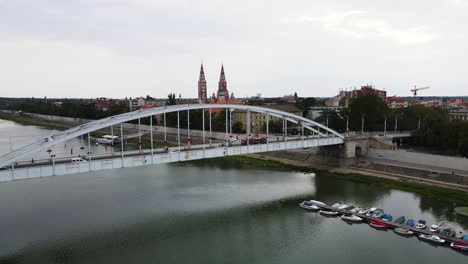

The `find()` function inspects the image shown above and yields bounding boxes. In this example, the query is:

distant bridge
[0,104,345,182]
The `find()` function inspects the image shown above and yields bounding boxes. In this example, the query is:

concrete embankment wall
[367,149,468,172]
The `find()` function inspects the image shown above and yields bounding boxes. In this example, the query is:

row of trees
[314,94,447,132]
[314,93,468,157]
[4,99,128,120]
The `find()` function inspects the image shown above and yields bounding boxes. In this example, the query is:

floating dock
[311,202,467,244]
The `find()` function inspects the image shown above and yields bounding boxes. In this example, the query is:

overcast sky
[1,0,467,99]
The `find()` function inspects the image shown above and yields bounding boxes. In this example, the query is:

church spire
[217,64,229,102]
[198,63,207,102]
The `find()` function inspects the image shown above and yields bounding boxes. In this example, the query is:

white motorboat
[299,201,319,211]
[330,202,342,208]
[319,210,339,216]
[418,234,445,244]
[415,220,427,229]
[309,200,326,206]
[337,204,349,210]
[366,207,377,216]
[394,228,414,236]
[350,207,361,213]
[358,208,368,214]
[341,214,363,222]
[429,225,440,232]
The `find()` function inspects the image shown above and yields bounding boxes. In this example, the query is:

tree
[348,94,387,131]
[166,93,177,106]
[232,121,244,133]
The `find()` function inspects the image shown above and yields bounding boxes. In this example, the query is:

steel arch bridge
[0,104,344,182]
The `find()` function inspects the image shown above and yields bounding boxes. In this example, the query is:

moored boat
[450,241,468,251]
[337,204,349,210]
[330,202,342,208]
[309,200,326,206]
[418,234,445,244]
[382,214,393,221]
[370,221,390,229]
[372,209,385,219]
[405,219,415,228]
[394,227,414,236]
[366,208,377,216]
[319,210,339,216]
[341,214,363,222]
[393,216,406,224]
[415,220,427,229]
[429,225,439,232]
[299,201,319,210]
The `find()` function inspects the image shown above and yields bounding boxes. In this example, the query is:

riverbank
[225,155,468,206]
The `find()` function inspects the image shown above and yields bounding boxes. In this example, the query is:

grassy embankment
[226,156,468,206]
[0,112,69,131]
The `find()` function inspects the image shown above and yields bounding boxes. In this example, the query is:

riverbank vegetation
[0,112,68,131]
[224,156,468,206]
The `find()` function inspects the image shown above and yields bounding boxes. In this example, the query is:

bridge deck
[0,137,343,182]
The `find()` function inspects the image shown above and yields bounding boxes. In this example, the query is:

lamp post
[361,114,366,134]
[384,115,387,136]
[395,114,398,133]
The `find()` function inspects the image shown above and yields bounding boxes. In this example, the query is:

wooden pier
[311,202,466,244]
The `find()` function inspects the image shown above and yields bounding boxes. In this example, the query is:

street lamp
[384,115,387,136]
[361,114,366,134]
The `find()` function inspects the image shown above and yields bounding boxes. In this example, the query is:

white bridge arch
[0,104,344,181]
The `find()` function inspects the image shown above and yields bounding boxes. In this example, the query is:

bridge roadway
[0,136,344,182]
[311,202,466,244]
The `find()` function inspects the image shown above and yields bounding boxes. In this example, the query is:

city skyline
[1,0,468,98]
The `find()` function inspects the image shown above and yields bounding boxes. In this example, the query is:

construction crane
[411,85,430,96]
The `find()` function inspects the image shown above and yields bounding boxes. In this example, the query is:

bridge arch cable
[0,104,343,167]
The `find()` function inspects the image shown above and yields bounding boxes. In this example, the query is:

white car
[71,157,87,163]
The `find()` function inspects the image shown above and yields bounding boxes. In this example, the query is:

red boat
[450,241,468,251]
[370,221,390,229]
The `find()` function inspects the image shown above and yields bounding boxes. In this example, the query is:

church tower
[198,63,207,102]
[216,64,229,102]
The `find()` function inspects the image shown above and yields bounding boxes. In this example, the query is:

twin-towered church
[198,64,236,104]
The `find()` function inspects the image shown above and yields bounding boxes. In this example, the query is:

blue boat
[382,214,393,221]
[405,219,415,227]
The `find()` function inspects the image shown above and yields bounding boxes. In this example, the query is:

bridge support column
[202,108,205,158]
[177,111,181,161]
[138,118,141,152]
[301,122,304,148]
[87,133,92,172]
[266,113,269,152]
[187,109,191,149]
[209,108,212,147]
[120,124,124,168]
[247,110,251,152]
[150,116,154,162]
[225,109,228,140]
[11,162,14,181]
[111,125,114,155]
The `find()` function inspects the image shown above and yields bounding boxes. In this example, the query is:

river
[0,119,467,263]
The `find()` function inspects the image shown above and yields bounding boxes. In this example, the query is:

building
[197,64,207,102]
[307,106,343,120]
[326,85,387,107]
[449,109,468,121]
[232,104,303,133]
[386,97,409,109]
[128,97,145,111]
